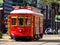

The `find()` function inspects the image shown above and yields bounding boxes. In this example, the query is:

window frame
[11,16,17,26]
[18,16,24,26]
[25,16,31,26]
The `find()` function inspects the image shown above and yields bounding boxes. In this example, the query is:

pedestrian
[45,28,52,34]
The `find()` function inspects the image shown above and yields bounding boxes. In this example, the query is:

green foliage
[40,0,59,5]
[55,15,60,19]
[4,22,8,25]
[40,0,49,5]
[53,30,57,34]
[0,0,3,3]
[0,32,3,38]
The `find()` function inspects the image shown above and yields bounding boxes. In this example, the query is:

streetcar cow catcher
[8,6,44,41]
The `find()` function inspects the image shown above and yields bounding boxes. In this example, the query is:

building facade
[4,0,38,20]
[4,0,13,20]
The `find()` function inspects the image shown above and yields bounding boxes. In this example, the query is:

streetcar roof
[10,9,43,16]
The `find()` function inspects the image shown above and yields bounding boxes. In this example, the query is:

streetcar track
[38,42,48,45]
[0,39,60,42]
[32,40,60,42]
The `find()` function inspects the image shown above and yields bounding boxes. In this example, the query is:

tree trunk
[51,7,56,30]
[51,3,59,31]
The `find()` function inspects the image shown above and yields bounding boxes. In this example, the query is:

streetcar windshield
[25,16,31,26]
[12,18,16,25]
[18,16,24,26]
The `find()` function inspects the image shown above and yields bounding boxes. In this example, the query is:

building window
[12,0,28,7]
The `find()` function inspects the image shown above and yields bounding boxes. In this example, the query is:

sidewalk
[0,34,10,42]
[2,34,11,39]
[43,34,60,40]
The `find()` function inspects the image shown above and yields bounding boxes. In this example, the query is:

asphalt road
[0,41,60,45]
[0,34,60,45]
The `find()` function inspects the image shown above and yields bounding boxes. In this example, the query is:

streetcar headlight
[11,33,14,36]
[19,30,22,32]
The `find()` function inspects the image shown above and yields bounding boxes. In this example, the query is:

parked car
[45,28,53,34]
[58,29,60,34]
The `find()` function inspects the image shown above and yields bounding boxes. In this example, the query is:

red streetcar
[8,7,44,41]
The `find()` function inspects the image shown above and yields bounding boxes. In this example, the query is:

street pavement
[0,34,60,42]
[0,34,60,45]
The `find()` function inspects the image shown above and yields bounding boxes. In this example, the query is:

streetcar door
[25,16,33,37]
[17,16,24,32]
[40,17,43,34]
[35,16,40,35]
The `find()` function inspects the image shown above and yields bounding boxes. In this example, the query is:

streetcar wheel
[11,36,14,39]
[11,36,15,39]
[12,36,18,41]
[26,37,32,41]
[40,34,43,38]
[34,35,39,40]
[15,37,19,41]
[11,36,13,39]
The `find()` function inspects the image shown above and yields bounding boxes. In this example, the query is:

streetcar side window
[12,18,16,25]
[18,16,24,26]
[25,16,31,26]
[40,17,43,27]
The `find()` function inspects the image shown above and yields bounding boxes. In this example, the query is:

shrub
[0,32,3,38]
[53,30,57,34]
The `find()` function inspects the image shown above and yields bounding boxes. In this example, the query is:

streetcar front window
[18,16,24,26]
[25,16,31,26]
[12,18,16,25]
